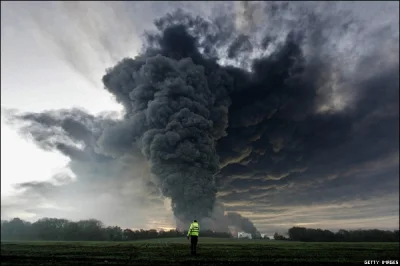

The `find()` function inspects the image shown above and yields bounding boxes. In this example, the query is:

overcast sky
[1,1,398,235]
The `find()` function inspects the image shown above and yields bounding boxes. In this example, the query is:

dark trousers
[190,236,198,255]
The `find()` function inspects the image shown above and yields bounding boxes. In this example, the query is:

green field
[1,237,399,265]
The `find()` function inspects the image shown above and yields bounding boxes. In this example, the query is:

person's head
[194,220,197,223]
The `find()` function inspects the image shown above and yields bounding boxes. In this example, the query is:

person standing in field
[187,219,200,255]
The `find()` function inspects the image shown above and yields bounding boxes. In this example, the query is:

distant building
[238,232,252,239]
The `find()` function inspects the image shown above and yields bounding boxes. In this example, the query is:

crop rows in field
[1,239,399,265]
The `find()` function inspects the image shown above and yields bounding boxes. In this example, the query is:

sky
[1,1,399,235]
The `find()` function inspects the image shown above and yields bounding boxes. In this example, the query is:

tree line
[0,218,231,241]
[273,226,399,242]
[1,218,398,242]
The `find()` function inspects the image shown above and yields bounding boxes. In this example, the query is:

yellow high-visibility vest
[187,222,200,236]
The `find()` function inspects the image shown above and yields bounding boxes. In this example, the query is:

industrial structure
[237,232,252,239]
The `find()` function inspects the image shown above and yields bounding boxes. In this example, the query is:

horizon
[1,216,398,237]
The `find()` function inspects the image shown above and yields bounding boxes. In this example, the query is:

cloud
[2,1,398,233]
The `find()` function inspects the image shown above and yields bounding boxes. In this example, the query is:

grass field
[1,237,399,265]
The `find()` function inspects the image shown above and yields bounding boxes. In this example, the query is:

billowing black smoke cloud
[6,3,398,235]
[100,16,240,223]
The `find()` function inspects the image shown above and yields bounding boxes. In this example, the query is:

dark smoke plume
[5,3,398,234]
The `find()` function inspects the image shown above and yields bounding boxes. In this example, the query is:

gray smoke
[102,54,227,221]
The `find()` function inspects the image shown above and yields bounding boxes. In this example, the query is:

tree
[287,226,399,242]
[2,217,398,242]
[76,219,105,241]
[105,226,123,241]
[273,232,288,240]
